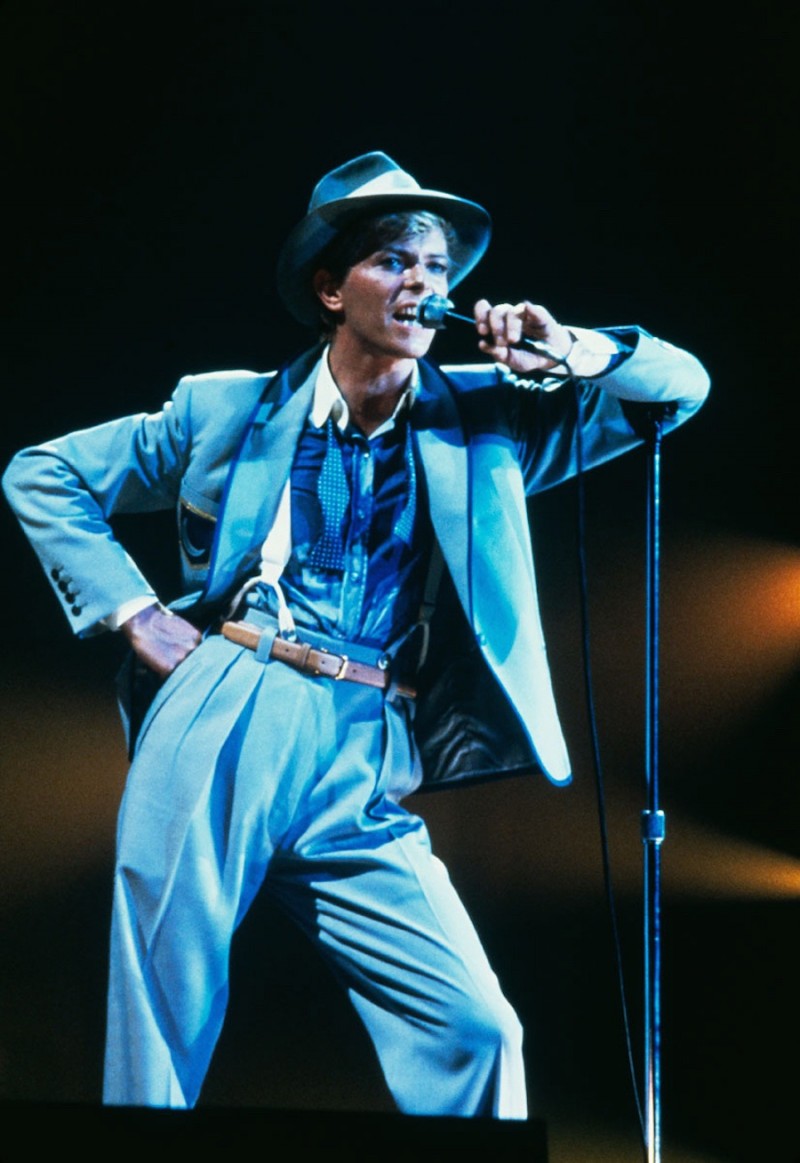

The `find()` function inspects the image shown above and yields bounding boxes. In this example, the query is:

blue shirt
[253,395,433,650]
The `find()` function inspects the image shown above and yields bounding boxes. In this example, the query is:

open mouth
[393,305,422,328]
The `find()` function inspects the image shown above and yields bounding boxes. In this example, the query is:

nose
[403,262,427,288]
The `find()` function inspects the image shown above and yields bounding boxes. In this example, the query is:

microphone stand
[642,406,667,1163]
[419,293,670,1159]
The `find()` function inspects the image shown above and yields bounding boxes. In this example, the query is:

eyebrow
[382,243,451,263]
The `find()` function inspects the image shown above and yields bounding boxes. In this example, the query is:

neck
[328,338,415,436]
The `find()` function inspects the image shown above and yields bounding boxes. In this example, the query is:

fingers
[472,298,572,372]
[474,299,526,352]
[473,299,539,369]
[122,605,202,677]
[475,299,559,340]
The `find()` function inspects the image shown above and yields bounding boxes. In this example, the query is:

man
[3,151,709,1116]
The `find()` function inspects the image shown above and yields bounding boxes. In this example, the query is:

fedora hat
[276,151,492,326]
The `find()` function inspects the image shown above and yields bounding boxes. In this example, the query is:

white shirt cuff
[104,595,159,631]
[561,327,619,377]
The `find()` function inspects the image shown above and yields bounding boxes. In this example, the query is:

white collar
[310,347,419,438]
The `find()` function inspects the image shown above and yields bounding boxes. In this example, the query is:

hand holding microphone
[417,294,574,375]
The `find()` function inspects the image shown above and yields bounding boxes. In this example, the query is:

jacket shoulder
[438,361,503,381]
[173,369,276,427]
[177,369,274,395]
[180,368,272,384]
[435,362,510,390]
[436,361,541,395]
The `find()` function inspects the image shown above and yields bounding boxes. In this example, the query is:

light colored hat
[276,151,491,326]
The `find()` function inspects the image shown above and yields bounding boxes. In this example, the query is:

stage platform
[0,1101,549,1157]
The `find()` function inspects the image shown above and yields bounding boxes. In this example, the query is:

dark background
[1,2,797,1160]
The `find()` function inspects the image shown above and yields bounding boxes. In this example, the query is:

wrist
[106,595,159,632]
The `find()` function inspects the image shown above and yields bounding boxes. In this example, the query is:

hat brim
[276,188,491,327]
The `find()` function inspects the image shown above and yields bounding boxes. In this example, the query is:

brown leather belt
[221,619,416,699]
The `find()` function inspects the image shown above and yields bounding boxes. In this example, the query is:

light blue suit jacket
[3,331,709,787]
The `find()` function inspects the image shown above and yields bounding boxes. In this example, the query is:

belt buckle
[315,645,350,681]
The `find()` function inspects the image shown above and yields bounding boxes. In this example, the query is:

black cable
[424,303,649,1138]
[572,376,646,1143]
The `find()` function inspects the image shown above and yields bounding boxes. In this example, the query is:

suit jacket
[2,330,709,788]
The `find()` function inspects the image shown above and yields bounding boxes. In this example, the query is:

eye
[377,252,404,271]
[427,259,450,277]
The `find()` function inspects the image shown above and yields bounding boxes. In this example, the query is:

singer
[3,151,709,1115]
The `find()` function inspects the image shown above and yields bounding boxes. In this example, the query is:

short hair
[314,210,456,337]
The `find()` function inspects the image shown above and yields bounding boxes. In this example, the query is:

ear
[313,268,343,314]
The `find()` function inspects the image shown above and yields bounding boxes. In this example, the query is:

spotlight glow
[665,818,800,899]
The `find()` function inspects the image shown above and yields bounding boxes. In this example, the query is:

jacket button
[71,605,83,616]
[51,567,61,580]
[476,632,487,646]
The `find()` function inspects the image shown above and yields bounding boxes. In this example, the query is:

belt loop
[254,624,278,664]
[220,615,416,699]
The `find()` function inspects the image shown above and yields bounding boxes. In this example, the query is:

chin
[393,328,435,359]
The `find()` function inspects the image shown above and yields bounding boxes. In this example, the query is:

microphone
[416,293,466,330]
[416,293,567,362]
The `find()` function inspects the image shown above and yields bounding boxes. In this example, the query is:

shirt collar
[311,346,418,436]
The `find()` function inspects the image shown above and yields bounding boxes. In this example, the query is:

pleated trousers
[103,633,527,1117]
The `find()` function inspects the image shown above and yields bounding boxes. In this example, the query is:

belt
[220,619,417,699]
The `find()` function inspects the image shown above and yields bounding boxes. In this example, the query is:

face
[316,227,451,362]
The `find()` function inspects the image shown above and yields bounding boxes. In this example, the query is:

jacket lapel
[202,347,322,606]
[412,361,472,624]
[204,351,473,621]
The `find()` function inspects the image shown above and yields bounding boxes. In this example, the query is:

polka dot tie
[308,419,349,572]
[308,417,418,573]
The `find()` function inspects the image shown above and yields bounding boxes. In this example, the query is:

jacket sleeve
[2,380,196,636]
[509,326,711,495]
